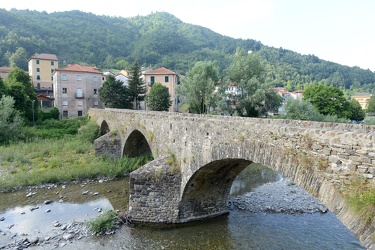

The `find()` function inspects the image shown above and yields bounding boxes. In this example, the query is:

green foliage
[38,107,59,121]
[99,75,132,109]
[349,99,366,121]
[31,117,87,139]
[281,98,321,121]
[303,84,351,118]
[87,210,118,235]
[1,9,375,94]
[0,96,23,144]
[4,68,38,122]
[78,120,100,143]
[128,61,146,109]
[180,61,219,114]
[145,82,171,111]
[228,48,277,117]
[367,96,375,113]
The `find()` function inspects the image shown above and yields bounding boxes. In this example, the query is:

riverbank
[228,177,328,214]
[0,177,331,249]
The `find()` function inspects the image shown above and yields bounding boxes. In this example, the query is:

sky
[2,0,375,71]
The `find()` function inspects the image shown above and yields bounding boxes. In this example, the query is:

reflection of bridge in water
[88,108,375,249]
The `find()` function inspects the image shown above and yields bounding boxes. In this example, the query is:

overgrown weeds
[86,210,119,235]
[345,175,375,223]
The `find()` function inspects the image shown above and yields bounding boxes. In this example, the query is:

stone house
[53,64,104,119]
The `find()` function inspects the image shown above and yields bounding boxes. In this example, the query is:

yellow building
[143,67,180,112]
[28,53,58,91]
[351,92,372,109]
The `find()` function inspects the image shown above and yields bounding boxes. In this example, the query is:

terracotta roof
[228,82,237,86]
[0,67,13,73]
[143,67,177,75]
[292,90,304,94]
[29,53,58,61]
[56,64,102,74]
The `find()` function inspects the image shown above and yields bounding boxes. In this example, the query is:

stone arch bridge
[88,108,375,248]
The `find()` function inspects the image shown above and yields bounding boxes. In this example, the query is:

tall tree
[145,83,171,111]
[0,95,23,144]
[367,96,375,114]
[180,61,219,114]
[303,84,351,119]
[229,47,277,117]
[128,61,146,110]
[4,68,38,122]
[99,75,132,109]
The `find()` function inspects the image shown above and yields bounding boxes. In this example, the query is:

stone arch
[178,158,252,222]
[123,129,152,158]
[100,120,110,135]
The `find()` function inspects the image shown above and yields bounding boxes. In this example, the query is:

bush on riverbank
[346,176,375,223]
[0,117,152,192]
[86,210,119,235]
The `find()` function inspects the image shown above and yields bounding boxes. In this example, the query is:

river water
[0,164,365,249]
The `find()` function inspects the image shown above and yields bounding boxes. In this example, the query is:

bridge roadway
[88,108,375,249]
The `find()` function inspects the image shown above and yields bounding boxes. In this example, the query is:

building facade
[0,67,13,80]
[143,67,180,112]
[28,53,58,94]
[53,64,104,119]
[351,92,372,109]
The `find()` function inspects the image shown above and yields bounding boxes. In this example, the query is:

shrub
[78,121,100,143]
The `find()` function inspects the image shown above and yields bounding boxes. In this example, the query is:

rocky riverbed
[228,178,328,214]
[0,178,328,249]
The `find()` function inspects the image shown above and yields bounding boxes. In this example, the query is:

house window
[94,101,98,106]
[62,88,67,94]
[78,111,83,116]
[93,76,98,82]
[151,76,155,85]
[77,101,83,106]
[62,101,68,106]
[51,76,53,81]
[37,83,40,89]
[37,68,40,73]
[76,75,82,81]
[165,76,169,82]
[36,60,40,64]
[63,111,68,118]
[51,69,54,74]
[94,89,97,94]
[76,88,83,98]
[51,61,54,66]
[36,75,40,80]
[62,74,67,81]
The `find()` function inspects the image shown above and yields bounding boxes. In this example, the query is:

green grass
[0,117,152,191]
[86,210,119,235]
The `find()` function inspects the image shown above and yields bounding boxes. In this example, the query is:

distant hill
[0,9,374,94]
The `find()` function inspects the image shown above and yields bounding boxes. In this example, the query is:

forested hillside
[1,8,374,94]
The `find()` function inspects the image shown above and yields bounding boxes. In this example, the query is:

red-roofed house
[0,67,13,80]
[143,67,180,112]
[53,64,104,119]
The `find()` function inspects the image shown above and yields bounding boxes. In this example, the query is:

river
[0,164,365,249]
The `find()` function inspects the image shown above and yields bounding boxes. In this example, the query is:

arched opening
[100,120,110,136]
[178,158,251,221]
[123,129,152,158]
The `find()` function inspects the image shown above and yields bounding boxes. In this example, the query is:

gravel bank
[228,178,328,214]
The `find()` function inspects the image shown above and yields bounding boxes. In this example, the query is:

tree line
[1,9,375,94]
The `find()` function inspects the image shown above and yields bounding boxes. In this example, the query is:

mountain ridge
[0,9,374,93]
